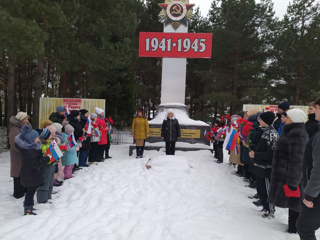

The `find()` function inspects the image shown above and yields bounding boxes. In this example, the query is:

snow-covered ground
[0,144,318,240]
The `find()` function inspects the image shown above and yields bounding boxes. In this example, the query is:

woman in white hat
[161,109,181,155]
[268,108,309,233]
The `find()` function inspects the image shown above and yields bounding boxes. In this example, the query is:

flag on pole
[46,140,63,163]
[235,145,239,155]
[67,133,76,148]
[86,117,92,136]
[65,105,70,117]
[225,126,239,151]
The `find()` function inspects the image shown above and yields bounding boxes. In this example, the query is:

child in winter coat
[36,128,55,204]
[88,113,100,164]
[61,124,79,179]
[52,122,64,186]
[15,125,51,215]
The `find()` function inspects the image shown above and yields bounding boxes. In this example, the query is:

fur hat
[90,113,97,120]
[56,105,65,113]
[287,109,306,123]
[46,125,57,134]
[278,101,290,111]
[52,123,63,132]
[247,108,260,117]
[16,112,28,121]
[35,128,51,140]
[21,125,39,142]
[259,112,275,125]
[64,124,74,135]
[95,107,104,115]
[40,119,52,128]
[167,108,174,115]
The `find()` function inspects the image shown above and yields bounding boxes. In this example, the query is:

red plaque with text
[139,32,212,58]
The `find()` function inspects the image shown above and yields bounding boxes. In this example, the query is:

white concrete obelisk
[161,24,188,104]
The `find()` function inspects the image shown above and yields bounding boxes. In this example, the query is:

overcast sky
[194,0,292,19]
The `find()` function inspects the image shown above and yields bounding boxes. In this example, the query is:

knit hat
[278,101,290,111]
[95,107,104,115]
[16,112,28,121]
[70,110,80,118]
[247,108,260,117]
[259,112,275,125]
[52,123,63,132]
[56,105,65,113]
[286,109,306,123]
[237,111,245,118]
[62,120,69,127]
[90,113,97,120]
[167,108,174,115]
[46,125,57,134]
[21,125,39,142]
[35,128,51,140]
[214,119,220,124]
[80,109,88,115]
[64,124,74,135]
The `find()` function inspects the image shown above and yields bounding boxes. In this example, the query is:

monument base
[147,103,210,146]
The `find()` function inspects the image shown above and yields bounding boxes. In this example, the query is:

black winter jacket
[268,123,309,212]
[251,125,278,178]
[67,115,83,141]
[49,112,65,124]
[305,113,319,138]
[15,135,49,188]
[161,118,181,142]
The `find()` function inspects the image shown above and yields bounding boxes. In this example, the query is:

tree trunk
[231,50,239,114]
[295,60,303,105]
[7,56,15,128]
[27,61,33,116]
[33,57,45,128]
[2,53,7,126]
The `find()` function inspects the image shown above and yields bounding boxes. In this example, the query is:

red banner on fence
[139,32,212,58]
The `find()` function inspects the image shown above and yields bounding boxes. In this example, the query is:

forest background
[0,0,320,129]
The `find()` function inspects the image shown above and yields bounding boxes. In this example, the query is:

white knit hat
[95,107,104,115]
[16,112,28,121]
[287,109,306,123]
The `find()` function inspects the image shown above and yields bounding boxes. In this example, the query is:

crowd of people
[208,98,320,240]
[9,106,113,215]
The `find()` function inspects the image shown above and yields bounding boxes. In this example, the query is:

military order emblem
[159,0,195,30]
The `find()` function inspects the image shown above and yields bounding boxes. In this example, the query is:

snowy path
[0,145,317,240]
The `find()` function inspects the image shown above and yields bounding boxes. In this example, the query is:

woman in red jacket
[95,107,108,162]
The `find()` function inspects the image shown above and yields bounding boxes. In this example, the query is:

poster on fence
[39,98,105,127]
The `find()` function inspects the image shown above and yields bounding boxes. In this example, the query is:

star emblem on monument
[159,0,195,30]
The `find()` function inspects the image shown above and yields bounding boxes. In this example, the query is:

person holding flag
[61,124,79,179]
[78,109,91,167]
[34,128,54,204]
[215,120,227,163]
[104,117,114,159]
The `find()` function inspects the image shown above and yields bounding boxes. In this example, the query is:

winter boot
[105,150,112,159]
[262,210,274,219]
[24,206,37,216]
[140,149,144,158]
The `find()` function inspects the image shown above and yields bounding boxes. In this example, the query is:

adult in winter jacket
[161,109,181,155]
[67,110,83,141]
[305,101,319,138]
[249,111,278,218]
[9,112,31,199]
[296,97,320,240]
[88,113,100,163]
[15,125,50,215]
[78,109,91,167]
[268,109,309,233]
[49,105,66,124]
[96,107,108,161]
[131,108,149,158]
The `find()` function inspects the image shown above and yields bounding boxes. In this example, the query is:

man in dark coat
[49,105,66,124]
[273,101,290,131]
[249,111,278,218]
[161,109,181,155]
[78,109,91,167]
[305,101,319,138]
[67,110,83,141]
[268,109,309,233]
[296,97,320,240]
